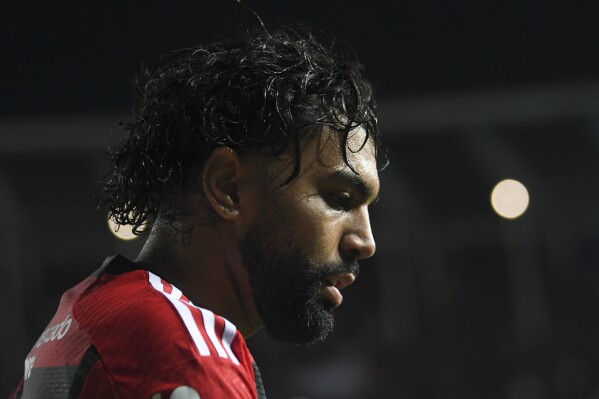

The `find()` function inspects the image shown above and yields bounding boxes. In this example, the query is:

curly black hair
[102,25,387,234]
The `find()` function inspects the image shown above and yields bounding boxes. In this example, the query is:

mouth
[321,273,356,309]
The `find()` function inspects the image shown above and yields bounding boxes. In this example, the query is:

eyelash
[327,192,353,211]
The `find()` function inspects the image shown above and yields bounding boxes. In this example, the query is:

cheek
[292,197,345,258]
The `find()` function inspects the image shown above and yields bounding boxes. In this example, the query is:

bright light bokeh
[107,216,139,241]
[490,179,530,219]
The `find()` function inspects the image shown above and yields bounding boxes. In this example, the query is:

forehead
[299,126,379,191]
[314,126,376,166]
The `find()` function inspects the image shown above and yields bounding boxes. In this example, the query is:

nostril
[340,249,360,263]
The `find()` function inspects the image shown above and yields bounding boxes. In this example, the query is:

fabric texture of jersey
[10,255,266,399]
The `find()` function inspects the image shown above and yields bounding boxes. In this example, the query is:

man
[11,25,385,398]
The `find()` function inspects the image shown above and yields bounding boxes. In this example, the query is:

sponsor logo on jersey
[24,356,36,380]
[33,314,73,349]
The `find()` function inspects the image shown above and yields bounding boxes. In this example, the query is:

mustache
[315,260,360,280]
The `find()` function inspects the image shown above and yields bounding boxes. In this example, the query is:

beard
[238,202,359,345]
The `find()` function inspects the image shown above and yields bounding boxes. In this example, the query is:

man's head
[103,25,386,343]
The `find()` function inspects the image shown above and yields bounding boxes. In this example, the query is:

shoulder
[74,269,181,344]
[74,270,257,398]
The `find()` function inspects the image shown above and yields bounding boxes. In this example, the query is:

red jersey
[10,255,267,399]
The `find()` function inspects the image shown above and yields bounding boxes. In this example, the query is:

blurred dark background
[1,1,599,398]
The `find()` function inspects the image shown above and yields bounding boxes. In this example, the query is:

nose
[339,207,376,261]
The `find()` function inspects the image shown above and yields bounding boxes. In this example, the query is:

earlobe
[202,147,242,220]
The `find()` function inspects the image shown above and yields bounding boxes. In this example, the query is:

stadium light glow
[107,214,139,241]
[490,179,530,220]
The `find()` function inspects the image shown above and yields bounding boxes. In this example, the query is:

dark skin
[136,127,380,339]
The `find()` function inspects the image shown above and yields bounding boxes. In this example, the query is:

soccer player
[11,25,385,398]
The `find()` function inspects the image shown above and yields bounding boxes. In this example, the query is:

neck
[135,219,262,339]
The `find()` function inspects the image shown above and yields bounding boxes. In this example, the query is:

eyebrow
[330,170,380,205]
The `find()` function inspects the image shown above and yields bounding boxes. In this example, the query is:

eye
[326,192,354,211]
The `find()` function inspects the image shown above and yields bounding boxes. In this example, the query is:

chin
[260,299,336,345]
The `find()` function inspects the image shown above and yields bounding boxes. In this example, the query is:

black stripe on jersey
[69,346,101,397]
[19,347,100,399]
[21,366,78,399]
[252,362,267,399]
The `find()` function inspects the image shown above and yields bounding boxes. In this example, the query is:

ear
[202,147,242,220]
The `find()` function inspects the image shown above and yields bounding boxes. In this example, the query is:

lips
[322,273,356,309]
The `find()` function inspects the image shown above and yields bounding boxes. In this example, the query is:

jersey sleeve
[79,356,255,399]
[78,355,121,399]
[136,357,257,399]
